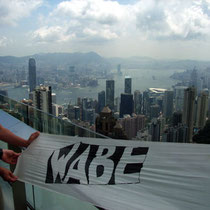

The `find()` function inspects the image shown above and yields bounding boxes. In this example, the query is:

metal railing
[0,94,108,210]
[0,94,108,138]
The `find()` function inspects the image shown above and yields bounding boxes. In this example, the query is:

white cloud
[32,26,75,43]
[135,0,210,40]
[51,0,125,25]
[83,28,118,40]
[30,0,210,45]
[0,36,11,47]
[31,0,131,44]
[0,0,42,26]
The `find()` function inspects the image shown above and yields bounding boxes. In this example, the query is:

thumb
[8,172,18,182]
[13,153,21,157]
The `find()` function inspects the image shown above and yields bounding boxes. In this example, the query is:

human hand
[0,166,18,182]
[26,131,40,147]
[2,149,20,164]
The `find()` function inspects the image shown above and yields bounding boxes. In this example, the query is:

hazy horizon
[2,51,210,62]
[1,0,210,60]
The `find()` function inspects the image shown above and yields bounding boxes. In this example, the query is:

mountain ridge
[0,52,210,71]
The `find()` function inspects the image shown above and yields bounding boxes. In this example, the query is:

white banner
[14,133,210,210]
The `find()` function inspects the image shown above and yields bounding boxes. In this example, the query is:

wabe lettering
[45,142,148,185]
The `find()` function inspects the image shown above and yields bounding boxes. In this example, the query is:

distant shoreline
[0,83,11,87]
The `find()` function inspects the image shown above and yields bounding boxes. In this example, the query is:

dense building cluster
[2,58,210,142]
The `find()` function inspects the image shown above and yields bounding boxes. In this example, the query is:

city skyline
[1,0,210,60]
[0,56,209,142]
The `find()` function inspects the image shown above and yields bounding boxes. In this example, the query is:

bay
[7,68,183,105]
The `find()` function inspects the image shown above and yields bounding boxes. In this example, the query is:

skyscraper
[124,76,132,94]
[119,114,145,139]
[98,91,105,113]
[183,87,196,142]
[150,104,160,119]
[52,93,56,104]
[28,58,36,92]
[172,112,182,126]
[195,91,208,128]
[162,125,188,143]
[32,85,52,114]
[149,118,161,141]
[174,86,187,112]
[134,90,142,114]
[106,80,115,110]
[163,90,174,120]
[32,85,52,132]
[120,93,133,118]
[117,64,122,76]
[142,90,149,115]
[190,68,198,88]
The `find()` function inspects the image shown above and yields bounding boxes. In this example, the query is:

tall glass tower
[120,93,133,118]
[106,80,115,110]
[125,76,132,94]
[163,90,174,120]
[98,90,105,113]
[28,58,36,92]
[134,90,142,114]
[183,87,196,143]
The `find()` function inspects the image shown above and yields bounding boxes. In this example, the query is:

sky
[1,0,210,60]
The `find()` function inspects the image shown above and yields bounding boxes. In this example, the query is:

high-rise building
[195,91,209,128]
[156,97,163,113]
[84,109,95,125]
[172,112,182,126]
[106,80,115,110]
[119,115,133,139]
[162,125,188,143]
[119,114,145,139]
[98,91,105,113]
[28,58,36,92]
[197,78,203,94]
[80,97,96,124]
[174,86,187,112]
[52,104,63,117]
[117,64,122,76]
[150,104,160,119]
[114,96,120,112]
[67,104,75,120]
[95,106,128,139]
[183,87,196,142]
[32,85,52,114]
[190,68,198,88]
[163,90,174,120]
[120,93,133,118]
[134,90,142,114]
[149,118,161,141]
[125,76,132,94]
[96,106,115,135]
[52,93,56,104]
[142,90,149,115]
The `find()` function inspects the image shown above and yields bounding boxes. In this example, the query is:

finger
[13,153,21,157]
[8,172,18,182]
[30,132,40,139]
[7,155,18,165]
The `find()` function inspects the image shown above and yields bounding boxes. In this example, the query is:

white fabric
[14,133,210,210]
